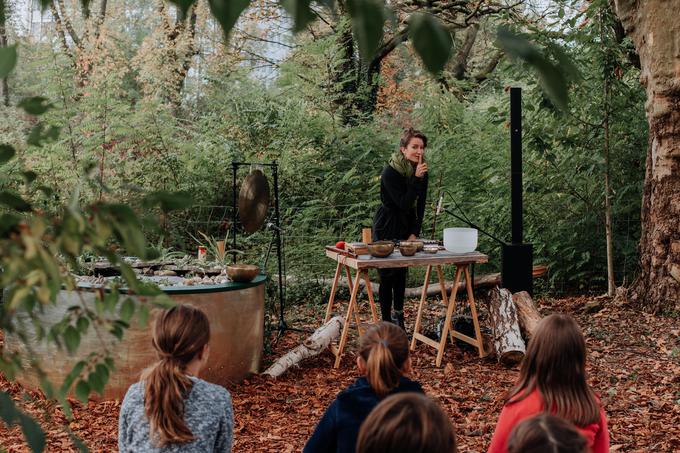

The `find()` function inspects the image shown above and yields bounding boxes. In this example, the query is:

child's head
[507,414,588,453]
[358,321,410,397]
[356,393,457,453]
[509,313,600,426]
[142,304,211,446]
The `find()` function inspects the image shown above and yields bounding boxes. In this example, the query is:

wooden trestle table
[324,247,488,368]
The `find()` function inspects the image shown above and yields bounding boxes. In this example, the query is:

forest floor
[1,294,679,452]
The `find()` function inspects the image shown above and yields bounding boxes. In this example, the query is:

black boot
[392,310,405,330]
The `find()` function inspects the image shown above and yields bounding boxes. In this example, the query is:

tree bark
[263,316,344,377]
[614,0,680,313]
[0,12,8,106]
[512,291,542,341]
[486,287,525,366]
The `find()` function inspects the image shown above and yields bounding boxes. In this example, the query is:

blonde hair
[357,393,457,453]
[141,305,210,446]
[359,322,410,397]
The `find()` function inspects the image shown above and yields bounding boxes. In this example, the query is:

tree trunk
[486,287,525,366]
[614,0,680,313]
[0,4,9,106]
[512,291,542,341]
[601,10,616,297]
[263,316,344,377]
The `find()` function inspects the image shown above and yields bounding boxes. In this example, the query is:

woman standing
[372,128,429,329]
[118,305,233,452]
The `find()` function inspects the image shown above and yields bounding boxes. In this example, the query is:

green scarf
[388,151,415,178]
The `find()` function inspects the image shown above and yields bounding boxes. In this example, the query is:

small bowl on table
[226,264,260,282]
[423,244,439,254]
[398,241,419,256]
[367,241,395,258]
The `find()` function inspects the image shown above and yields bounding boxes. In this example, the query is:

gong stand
[231,161,288,335]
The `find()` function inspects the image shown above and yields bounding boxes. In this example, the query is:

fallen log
[263,316,344,378]
[486,287,525,366]
[512,291,542,341]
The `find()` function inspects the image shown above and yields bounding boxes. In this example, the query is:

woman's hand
[407,234,417,241]
[415,154,428,178]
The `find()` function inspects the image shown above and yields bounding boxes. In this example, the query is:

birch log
[487,287,525,366]
[512,291,542,341]
[263,316,344,378]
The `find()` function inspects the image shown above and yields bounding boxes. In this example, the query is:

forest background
[0,0,647,299]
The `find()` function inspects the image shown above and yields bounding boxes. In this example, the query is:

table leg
[362,270,379,323]
[436,266,463,367]
[324,262,343,323]
[334,268,362,368]
[464,266,486,358]
[411,265,432,351]
[436,265,448,305]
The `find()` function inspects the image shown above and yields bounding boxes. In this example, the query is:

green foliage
[409,14,453,74]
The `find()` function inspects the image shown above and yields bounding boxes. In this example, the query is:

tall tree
[614,0,680,312]
[0,0,9,106]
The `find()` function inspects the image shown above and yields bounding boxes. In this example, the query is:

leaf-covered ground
[1,296,679,452]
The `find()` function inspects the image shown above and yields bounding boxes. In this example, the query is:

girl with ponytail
[118,305,233,452]
[304,321,424,453]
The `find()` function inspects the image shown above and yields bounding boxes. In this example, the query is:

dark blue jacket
[303,376,424,453]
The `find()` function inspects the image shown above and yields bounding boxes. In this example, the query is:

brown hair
[356,393,457,453]
[508,414,588,453]
[506,314,600,426]
[141,305,210,446]
[359,322,410,397]
[399,128,428,149]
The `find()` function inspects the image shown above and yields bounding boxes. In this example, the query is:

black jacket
[303,376,424,453]
[372,165,429,241]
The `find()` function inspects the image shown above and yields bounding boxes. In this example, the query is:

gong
[238,169,271,233]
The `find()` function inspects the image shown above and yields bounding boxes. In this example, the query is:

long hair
[505,314,600,426]
[356,393,457,453]
[508,414,588,453]
[359,322,410,397]
[141,304,210,446]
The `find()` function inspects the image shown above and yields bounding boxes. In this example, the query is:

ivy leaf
[167,0,197,19]
[18,97,53,115]
[0,45,17,78]
[409,13,453,74]
[18,414,45,453]
[0,191,32,211]
[0,144,16,165]
[74,380,90,403]
[347,0,386,62]
[119,298,135,323]
[63,325,81,354]
[496,27,569,110]
[282,0,315,33]
[207,0,250,38]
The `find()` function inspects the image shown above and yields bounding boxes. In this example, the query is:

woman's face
[400,137,425,164]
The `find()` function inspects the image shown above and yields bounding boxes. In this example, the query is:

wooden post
[512,291,542,341]
[487,287,525,366]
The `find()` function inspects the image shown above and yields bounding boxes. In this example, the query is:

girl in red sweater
[488,314,609,453]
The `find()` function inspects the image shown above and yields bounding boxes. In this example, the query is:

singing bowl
[398,242,419,256]
[443,227,478,253]
[227,264,260,282]
[367,241,395,258]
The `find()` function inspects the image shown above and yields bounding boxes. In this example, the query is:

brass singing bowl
[227,264,260,282]
[367,241,394,258]
[398,243,418,256]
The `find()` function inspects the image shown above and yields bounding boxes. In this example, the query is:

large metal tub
[4,275,266,400]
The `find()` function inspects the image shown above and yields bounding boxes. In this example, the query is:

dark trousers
[377,268,407,321]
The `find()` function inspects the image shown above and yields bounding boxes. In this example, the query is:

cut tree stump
[486,287,525,366]
[263,316,344,378]
[512,291,542,341]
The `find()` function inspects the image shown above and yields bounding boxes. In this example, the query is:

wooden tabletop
[325,248,488,270]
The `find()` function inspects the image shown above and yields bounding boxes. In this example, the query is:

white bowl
[443,228,478,253]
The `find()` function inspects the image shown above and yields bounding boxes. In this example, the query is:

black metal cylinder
[510,87,523,244]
